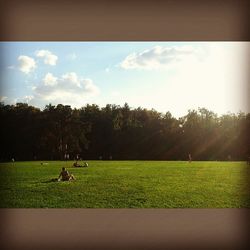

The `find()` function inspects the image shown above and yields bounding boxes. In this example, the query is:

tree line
[0,102,249,161]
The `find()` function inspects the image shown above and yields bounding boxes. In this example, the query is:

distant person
[58,167,75,181]
[247,156,250,165]
[73,161,88,168]
[188,154,192,163]
[73,161,79,167]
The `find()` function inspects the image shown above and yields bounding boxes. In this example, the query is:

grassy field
[0,161,249,208]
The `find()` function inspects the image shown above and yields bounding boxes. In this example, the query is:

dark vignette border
[0,0,249,41]
[0,0,249,249]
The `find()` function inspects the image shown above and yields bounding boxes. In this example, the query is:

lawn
[0,161,249,208]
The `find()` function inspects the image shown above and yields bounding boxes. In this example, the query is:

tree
[0,102,249,161]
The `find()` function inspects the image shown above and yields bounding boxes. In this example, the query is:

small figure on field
[188,153,192,163]
[73,161,79,167]
[73,161,88,167]
[247,156,250,165]
[58,167,75,181]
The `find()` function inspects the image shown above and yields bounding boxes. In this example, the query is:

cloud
[22,95,34,103]
[43,73,58,86]
[1,95,34,105]
[18,55,36,74]
[120,43,249,117]
[0,96,8,102]
[0,96,18,105]
[33,72,100,107]
[120,45,197,70]
[36,50,58,66]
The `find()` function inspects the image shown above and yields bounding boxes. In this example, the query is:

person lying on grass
[73,161,80,167]
[58,167,75,181]
[73,161,89,167]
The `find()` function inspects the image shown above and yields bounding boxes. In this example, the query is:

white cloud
[84,79,100,94]
[121,42,249,117]
[4,96,34,105]
[120,45,197,70]
[33,72,100,107]
[0,96,8,102]
[62,72,79,85]
[36,50,58,66]
[22,95,34,103]
[0,96,18,105]
[18,55,36,74]
[43,73,58,86]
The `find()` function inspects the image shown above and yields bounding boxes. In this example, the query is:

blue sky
[0,42,249,117]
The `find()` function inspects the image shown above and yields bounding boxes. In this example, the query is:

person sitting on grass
[58,167,75,181]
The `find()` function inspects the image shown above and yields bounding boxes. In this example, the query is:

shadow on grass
[40,178,76,183]
[41,178,59,183]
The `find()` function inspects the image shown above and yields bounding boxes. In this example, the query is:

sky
[0,42,249,118]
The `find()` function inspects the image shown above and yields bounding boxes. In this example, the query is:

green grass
[0,161,249,208]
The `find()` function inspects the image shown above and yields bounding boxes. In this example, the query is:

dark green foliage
[0,102,249,161]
